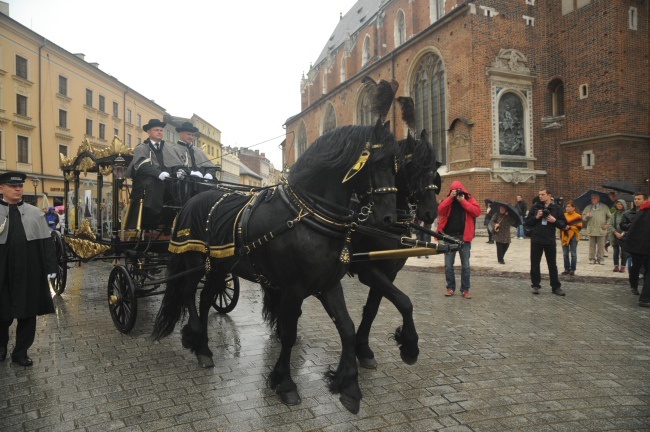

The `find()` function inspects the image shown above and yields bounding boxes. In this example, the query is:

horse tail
[152,253,190,340]
[261,284,280,332]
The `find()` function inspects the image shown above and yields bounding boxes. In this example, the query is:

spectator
[608,192,617,213]
[484,199,497,244]
[45,206,59,231]
[582,193,611,265]
[489,204,516,264]
[438,181,481,299]
[525,188,567,295]
[0,171,57,367]
[609,199,628,273]
[560,201,582,276]
[621,194,650,308]
[621,193,648,296]
[515,194,528,239]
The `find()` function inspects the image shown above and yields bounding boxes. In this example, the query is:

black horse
[152,118,399,414]
[351,96,442,369]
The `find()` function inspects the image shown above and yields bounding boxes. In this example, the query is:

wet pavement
[1,242,649,431]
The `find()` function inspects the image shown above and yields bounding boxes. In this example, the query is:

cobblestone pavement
[1,258,649,431]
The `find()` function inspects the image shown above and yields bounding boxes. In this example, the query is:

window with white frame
[59,109,67,128]
[16,94,27,116]
[59,144,68,158]
[395,10,406,47]
[523,15,534,26]
[582,150,594,169]
[85,89,93,107]
[0,130,3,160]
[17,135,29,163]
[15,55,27,79]
[126,109,132,124]
[629,7,638,30]
[58,75,68,96]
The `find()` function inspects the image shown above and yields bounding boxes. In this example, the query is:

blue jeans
[517,216,525,238]
[562,237,578,272]
[445,241,472,291]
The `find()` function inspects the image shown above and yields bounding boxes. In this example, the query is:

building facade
[0,11,166,206]
[284,0,649,205]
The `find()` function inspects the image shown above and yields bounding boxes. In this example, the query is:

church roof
[313,0,385,68]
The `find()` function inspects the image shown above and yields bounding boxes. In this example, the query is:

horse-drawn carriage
[55,137,240,333]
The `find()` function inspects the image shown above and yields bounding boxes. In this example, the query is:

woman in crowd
[489,205,516,264]
[609,199,628,273]
[561,200,583,276]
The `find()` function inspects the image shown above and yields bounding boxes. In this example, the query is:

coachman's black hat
[143,118,166,131]
[175,122,199,133]
[0,171,27,185]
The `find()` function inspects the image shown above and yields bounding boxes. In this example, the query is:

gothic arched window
[356,84,377,126]
[322,103,337,134]
[362,35,371,66]
[548,78,564,117]
[297,121,307,159]
[411,52,447,165]
[395,10,406,47]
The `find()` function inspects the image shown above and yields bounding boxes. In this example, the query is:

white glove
[158,172,171,181]
[204,173,213,180]
[48,273,57,279]
[176,169,186,179]
[190,171,204,178]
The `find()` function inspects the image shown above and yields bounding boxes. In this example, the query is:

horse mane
[289,124,396,188]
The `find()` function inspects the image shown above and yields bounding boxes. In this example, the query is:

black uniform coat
[0,201,57,319]
[125,139,183,214]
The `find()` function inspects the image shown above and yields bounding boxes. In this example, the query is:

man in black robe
[124,118,183,229]
[0,171,57,367]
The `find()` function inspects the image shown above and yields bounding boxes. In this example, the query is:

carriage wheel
[107,265,138,333]
[51,231,68,296]
[212,273,240,314]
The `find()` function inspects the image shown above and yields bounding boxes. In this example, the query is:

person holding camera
[525,188,568,295]
[437,181,481,299]
[489,205,517,264]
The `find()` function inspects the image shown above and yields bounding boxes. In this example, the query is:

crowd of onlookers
[428,182,649,308]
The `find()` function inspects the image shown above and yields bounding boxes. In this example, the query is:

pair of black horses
[152,81,441,414]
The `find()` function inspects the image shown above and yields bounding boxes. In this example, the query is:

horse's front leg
[358,268,419,365]
[268,293,303,407]
[318,282,362,414]
[181,270,214,368]
[355,288,382,369]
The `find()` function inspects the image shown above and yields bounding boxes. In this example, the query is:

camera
[542,209,550,218]
[455,188,464,198]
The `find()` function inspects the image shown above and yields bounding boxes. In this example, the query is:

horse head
[288,119,398,227]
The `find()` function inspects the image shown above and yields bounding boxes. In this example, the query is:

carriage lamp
[32,177,40,205]
[114,155,126,180]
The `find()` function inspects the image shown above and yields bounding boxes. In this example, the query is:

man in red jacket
[437,180,482,298]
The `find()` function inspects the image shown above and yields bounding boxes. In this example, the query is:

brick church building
[283,0,649,206]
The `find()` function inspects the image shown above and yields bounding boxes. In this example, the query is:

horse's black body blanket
[169,189,254,258]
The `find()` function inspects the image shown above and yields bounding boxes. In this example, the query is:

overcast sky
[6,0,357,168]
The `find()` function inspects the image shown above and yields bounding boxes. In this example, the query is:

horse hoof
[339,394,360,414]
[400,351,418,365]
[197,355,214,368]
[278,389,301,406]
[358,357,378,369]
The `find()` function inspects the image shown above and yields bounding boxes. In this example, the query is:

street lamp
[32,177,40,206]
